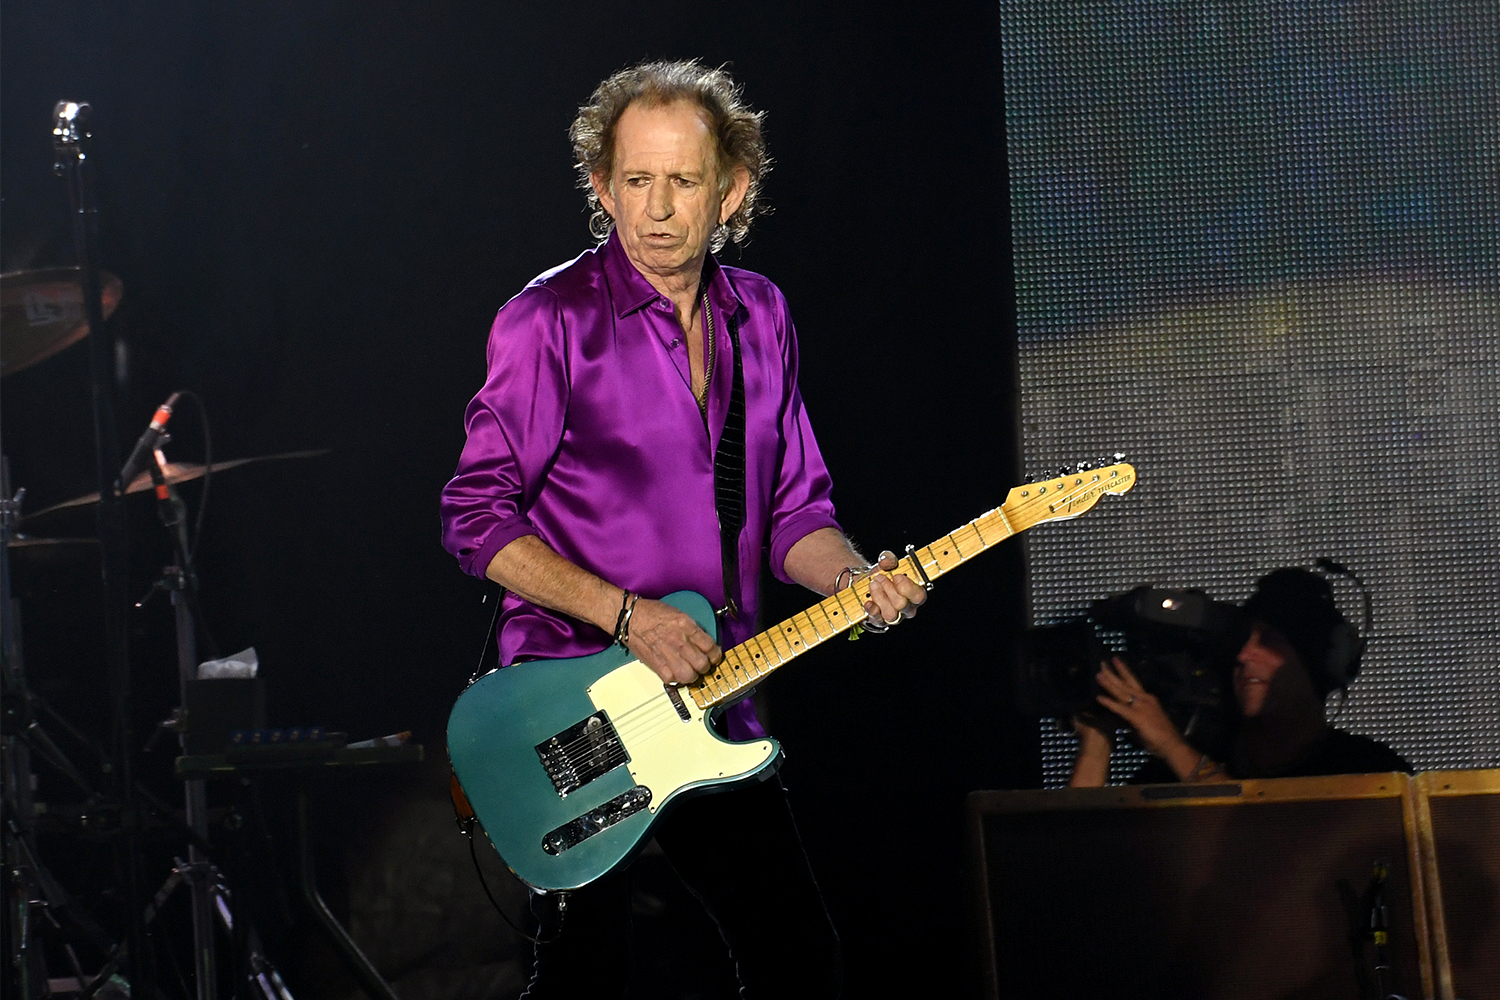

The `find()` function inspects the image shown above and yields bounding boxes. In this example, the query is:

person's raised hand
[1093,657,1189,761]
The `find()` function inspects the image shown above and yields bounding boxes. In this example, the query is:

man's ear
[719,164,750,225]
[591,170,617,218]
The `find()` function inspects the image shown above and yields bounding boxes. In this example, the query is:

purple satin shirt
[440,232,841,738]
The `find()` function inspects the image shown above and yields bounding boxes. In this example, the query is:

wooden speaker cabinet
[968,774,1432,1000]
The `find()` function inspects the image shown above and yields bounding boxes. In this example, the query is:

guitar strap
[713,307,747,622]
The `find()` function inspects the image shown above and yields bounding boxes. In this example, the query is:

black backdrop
[3,1,1031,994]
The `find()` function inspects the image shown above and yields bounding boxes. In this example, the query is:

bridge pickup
[541,785,653,856]
[535,712,627,797]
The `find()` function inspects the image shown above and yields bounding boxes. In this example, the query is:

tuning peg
[1113,452,1126,462]
[1075,461,1093,472]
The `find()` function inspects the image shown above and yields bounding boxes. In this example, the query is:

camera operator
[1069,568,1410,787]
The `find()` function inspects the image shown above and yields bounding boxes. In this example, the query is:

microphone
[117,392,181,492]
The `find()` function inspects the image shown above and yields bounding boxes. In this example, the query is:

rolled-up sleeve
[440,286,570,579]
[765,292,841,583]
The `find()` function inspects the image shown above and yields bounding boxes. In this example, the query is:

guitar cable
[461,820,565,945]
[457,586,566,945]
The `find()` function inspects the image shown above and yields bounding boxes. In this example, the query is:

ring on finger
[1127,695,1136,705]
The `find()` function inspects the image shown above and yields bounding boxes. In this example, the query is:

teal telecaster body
[448,590,777,891]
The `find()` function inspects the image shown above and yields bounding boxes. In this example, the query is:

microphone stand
[146,454,218,1000]
[1368,859,1392,1000]
[53,99,155,996]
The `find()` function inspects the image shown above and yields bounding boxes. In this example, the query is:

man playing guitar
[440,58,925,998]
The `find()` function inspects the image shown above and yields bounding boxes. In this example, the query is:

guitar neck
[685,507,1014,712]
[685,461,1136,713]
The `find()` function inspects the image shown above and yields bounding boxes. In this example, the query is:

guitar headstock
[1002,458,1137,532]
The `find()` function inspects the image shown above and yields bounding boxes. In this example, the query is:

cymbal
[21,449,330,521]
[5,536,99,566]
[1,267,124,377]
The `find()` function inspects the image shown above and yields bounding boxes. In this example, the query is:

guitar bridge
[541,785,653,856]
[535,712,628,797]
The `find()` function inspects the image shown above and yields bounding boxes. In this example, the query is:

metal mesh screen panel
[996,1,1500,786]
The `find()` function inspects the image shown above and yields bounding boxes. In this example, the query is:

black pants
[519,775,841,998]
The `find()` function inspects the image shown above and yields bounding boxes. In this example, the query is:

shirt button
[670,338,680,348]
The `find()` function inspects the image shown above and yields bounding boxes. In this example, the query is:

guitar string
[548,476,1124,751]
[539,474,1129,771]
[552,693,680,756]
[542,480,1131,779]
[558,522,1010,749]
[561,644,791,753]
[549,707,683,778]
[556,555,944,752]
[550,701,742,793]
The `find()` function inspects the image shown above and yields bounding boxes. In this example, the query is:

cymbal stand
[3,457,126,998]
[145,456,217,1000]
[2,454,46,998]
[137,449,293,1000]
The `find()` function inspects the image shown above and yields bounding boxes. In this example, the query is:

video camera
[1016,586,1250,758]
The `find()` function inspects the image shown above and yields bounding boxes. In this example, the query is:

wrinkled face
[591,100,747,283]
[1234,625,1296,717]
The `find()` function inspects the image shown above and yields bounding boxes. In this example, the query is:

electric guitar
[448,462,1137,890]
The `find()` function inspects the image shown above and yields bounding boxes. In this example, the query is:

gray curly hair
[569,59,770,252]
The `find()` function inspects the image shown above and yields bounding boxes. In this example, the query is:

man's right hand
[1068,712,1115,787]
[1095,658,1211,781]
[484,537,723,686]
[625,598,723,686]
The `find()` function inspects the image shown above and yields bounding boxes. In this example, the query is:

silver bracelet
[833,564,872,594]
[613,590,639,648]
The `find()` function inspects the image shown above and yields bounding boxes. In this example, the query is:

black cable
[172,389,212,565]
[462,823,560,946]
[155,389,220,658]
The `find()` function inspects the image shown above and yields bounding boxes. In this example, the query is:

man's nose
[647,183,673,220]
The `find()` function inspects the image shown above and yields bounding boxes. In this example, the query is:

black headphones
[1311,559,1371,692]
[1246,562,1370,696]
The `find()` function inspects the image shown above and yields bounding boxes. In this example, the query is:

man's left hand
[863,550,928,627]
